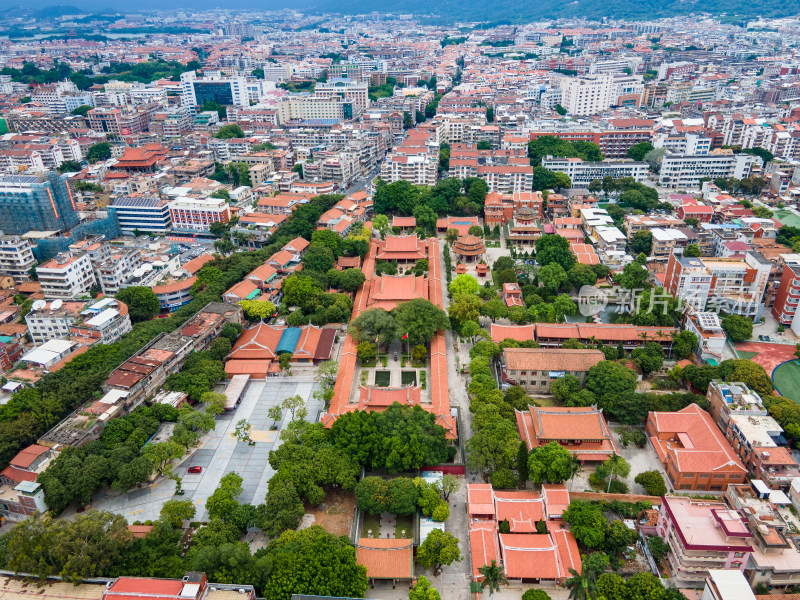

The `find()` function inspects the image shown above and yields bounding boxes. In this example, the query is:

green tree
[538,263,567,292]
[614,261,650,289]
[550,374,582,403]
[357,341,377,362]
[564,567,595,600]
[278,353,293,375]
[160,499,196,527]
[372,214,389,239]
[281,394,305,421]
[206,472,243,522]
[527,441,577,484]
[628,141,655,161]
[478,560,508,600]
[568,263,598,289]
[355,476,389,512]
[481,298,509,322]
[302,245,336,273]
[116,286,160,323]
[86,142,111,163]
[215,124,245,139]
[142,440,185,477]
[581,552,610,579]
[441,474,460,502]
[58,159,82,172]
[394,298,450,345]
[605,518,635,554]
[233,419,253,444]
[6,511,134,583]
[552,171,572,191]
[721,359,774,397]
[535,234,575,270]
[563,500,608,549]
[584,361,638,408]
[466,419,520,474]
[721,314,753,342]
[409,576,441,600]
[461,320,481,342]
[351,308,397,346]
[201,391,226,415]
[260,526,367,600]
[684,243,701,257]
[262,480,305,537]
[596,573,626,599]
[635,471,668,496]
[339,268,366,292]
[416,529,462,575]
[522,590,552,600]
[449,273,480,296]
[631,230,653,256]
[238,299,276,321]
[70,104,93,116]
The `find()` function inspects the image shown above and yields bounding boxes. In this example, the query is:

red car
[187,466,202,474]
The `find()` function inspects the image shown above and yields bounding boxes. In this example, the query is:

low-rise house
[515,405,619,463]
[647,404,748,491]
[500,348,604,393]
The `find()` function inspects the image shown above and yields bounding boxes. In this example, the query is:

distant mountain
[315,0,799,22]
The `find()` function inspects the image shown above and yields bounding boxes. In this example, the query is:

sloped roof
[356,538,413,580]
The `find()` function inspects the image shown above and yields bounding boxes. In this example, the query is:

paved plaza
[91,377,321,522]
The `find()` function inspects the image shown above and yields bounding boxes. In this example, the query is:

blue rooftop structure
[276,327,302,355]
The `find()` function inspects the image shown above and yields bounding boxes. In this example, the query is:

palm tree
[563,567,595,600]
[478,560,508,600]
[567,456,582,490]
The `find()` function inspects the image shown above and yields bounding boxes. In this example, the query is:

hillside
[315,0,800,23]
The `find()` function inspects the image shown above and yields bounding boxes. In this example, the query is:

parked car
[188,466,202,473]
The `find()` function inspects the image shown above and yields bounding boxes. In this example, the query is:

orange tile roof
[516,406,619,459]
[469,521,500,579]
[503,348,604,372]
[356,538,413,579]
[10,444,49,469]
[468,484,495,516]
[494,491,544,532]
[648,404,746,476]
[490,324,535,343]
[181,253,214,274]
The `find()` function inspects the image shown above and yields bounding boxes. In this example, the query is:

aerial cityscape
[2,6,800,600]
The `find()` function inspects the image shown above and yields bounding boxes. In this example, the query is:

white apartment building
[0,235,36,282]
[379,153,438,186]
[275,96,352,125]
[95,248,143,295]
[654,132,712,155]
[26,298,132,345]
[540,156,649,186]
[35,253,96,299]
[664,251,772,318]
[180,71,249,110]
[480,165,534,194]
[659,150,760,189]
[559,74,643,115]
[168,196,231,232]
[315,80,370,111]
[25,300,84,345]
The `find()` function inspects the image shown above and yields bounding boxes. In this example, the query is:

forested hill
[316,0,799,23]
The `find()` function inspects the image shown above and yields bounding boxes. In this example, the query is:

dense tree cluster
[676,359,774,397]
[330,403,452,472]
[527,136,602,167]
[373,177,489,218]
